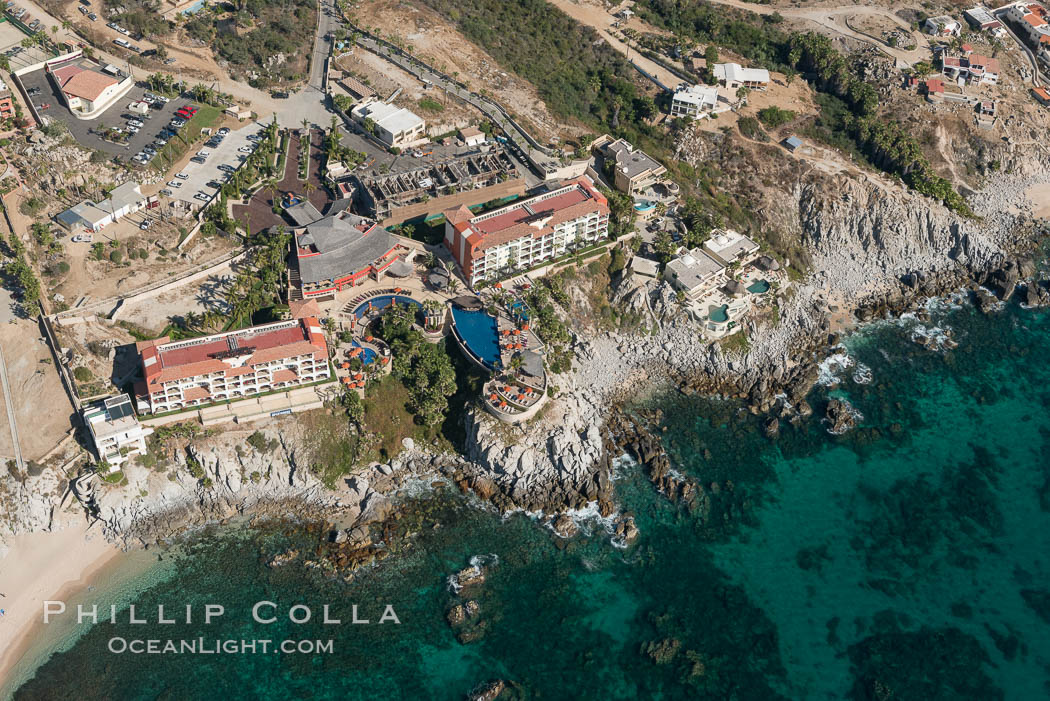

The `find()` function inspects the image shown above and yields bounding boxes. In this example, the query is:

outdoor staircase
[288,268,304,302]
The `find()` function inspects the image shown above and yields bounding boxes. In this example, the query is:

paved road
[0,344,24,472]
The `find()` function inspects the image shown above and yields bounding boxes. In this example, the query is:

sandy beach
[0,521,121,695]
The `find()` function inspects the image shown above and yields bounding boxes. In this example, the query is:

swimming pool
[180,0,205,14]
[352,294,422,319]
[450,307,501,370]
[747,279,771,294]
[351,342,377,365]
[708,304,729,323]
[633,200,655,213]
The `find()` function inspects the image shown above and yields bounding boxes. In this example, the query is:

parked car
[218,164,235,173]
[193,192,210,201]
[163,57,176,65]
[38,103,50,111]
[71,233,92,243]
[175,172,189,179]
[238,146,253,154]
[88,12,97,20]
[190,156,206,164]
[166,180,182,188]
[139,219,152,230]
[196,150,210,157]
[159,189,173,196]
[217,127,230,136]
[27,87,40,96]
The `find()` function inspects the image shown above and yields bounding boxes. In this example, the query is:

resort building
[134,317,331,414]
[712,63,770,91]
[344,149,523,226]
[924,15,963,36]
[55,181,148,232]
[670,83,719,119]
[0,78,13,119]
[443,177,610,287]
[47,54,133,118]
[291,211,411,299]
[350,100,427,149]
[598,138,667,195]
[1006,3,1050,46]
[1033,86,1050,105]
[942,53,1001,85]
[703,229,760,265]
[82,394,152,472]
[663,247,725,297]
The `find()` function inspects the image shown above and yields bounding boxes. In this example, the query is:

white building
[713,63,770,90]
[459,126,486,147]
[1006,4,1050,46]
[924,15,963,36]
[964,6,1007,35]
[443,177,610,286]
[48,56,134,119]
[83,394,152,472]
[55,182,147,232]
[670,83,719,118]
[663,247,725,297]
[351,100,427,149]
[704,228,760,264]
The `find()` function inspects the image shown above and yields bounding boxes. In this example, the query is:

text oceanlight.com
[107,638,335,655]
[41,600,401,654]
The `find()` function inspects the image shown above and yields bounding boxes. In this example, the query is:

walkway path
[0,344,24,472]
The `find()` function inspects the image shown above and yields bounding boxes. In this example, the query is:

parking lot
[17,68,202,161]
[0,22,49,71]
[166,122,268,207]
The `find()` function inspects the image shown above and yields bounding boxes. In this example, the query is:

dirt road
[694,0,930,66]
[546,0,683,88]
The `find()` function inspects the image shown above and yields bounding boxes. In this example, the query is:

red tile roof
[141,319,327,392]
[460,178,609,260]
[58,68,118,101]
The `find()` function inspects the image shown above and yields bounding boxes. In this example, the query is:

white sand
[0,522,121,692]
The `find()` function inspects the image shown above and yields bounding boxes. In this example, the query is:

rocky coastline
[2,158,1050,557]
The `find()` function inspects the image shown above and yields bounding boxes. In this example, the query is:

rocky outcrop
[824,399,860,435]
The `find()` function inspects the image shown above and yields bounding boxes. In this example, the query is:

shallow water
[13,300,1050,700]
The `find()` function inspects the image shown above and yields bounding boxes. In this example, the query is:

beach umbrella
[489,393,498,401]
[517,394,525,401]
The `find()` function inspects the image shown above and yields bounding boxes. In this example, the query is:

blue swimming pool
[451,307,501,370]
[351,342,377,365]
[709,304,729,323]
[747,279,771,294]
[352,294,422,319]
[180,0,205,14]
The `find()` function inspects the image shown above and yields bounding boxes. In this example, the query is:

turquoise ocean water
[11,297,1050,700]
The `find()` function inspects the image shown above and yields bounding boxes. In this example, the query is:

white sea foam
[851,363,874,385]
[817,346,855,386]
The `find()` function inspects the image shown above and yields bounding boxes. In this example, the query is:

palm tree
[447,277,459,293]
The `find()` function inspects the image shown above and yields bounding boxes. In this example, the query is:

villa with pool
[663,229,786,338]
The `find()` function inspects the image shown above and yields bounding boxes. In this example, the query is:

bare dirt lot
[352,0,578,142]
[0,318,76,463]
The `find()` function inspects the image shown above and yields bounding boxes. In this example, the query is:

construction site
[341,147,525,225]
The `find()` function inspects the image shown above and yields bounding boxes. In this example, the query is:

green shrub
[109,250,123,264]
[73,366,93,382]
